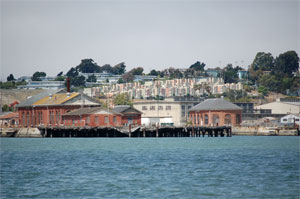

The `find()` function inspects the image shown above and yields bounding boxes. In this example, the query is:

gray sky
[1,0,299,81]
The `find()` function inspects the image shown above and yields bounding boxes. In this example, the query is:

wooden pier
[36,126,232,138]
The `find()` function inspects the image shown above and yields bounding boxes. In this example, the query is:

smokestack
[66,78,70,92]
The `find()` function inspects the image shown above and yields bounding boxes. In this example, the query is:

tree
[76,59,101,73]
[114,93,132,106]
[149,69,159,76]
[274,51,299,78]
[57,71,63,77]
[112,62,126,75]
[70,76,86,87]
[101,64,113,73]
[32,71,46,81]
[258,86,269,96]
[117,78,124,84]
[189,61,205,71]
[131,67,144,75]
[87,75,97,82]
[66,67,78,78]
[223,64,241,83]
[122,72,134,82]
[249,52,274,82]
[7,74,15,82]
[2,104,10,112]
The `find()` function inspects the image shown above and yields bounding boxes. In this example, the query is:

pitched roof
[0,112,18,120]
[16,90,59,108]
[113,105,142,114]
[33,93,79,105]
[62,107,120,116]
[189,98,242,111]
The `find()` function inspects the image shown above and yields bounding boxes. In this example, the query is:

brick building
[62,107,122,127]
[188,98,242,127]
[62,106,141,127]
[113,105,142,126]
[17,90,101,127]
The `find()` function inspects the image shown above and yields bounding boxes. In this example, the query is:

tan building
[189,98,242,127]
[255,99,300,114]
[133,97,203,127]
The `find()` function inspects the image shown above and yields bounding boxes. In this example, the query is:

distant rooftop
[189,98,242,111]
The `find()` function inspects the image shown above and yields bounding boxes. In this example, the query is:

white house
[280,114,300,126]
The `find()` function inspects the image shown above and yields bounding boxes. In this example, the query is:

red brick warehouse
[188,98,242,127]
[62,106,141,127]
[17,90,101,127]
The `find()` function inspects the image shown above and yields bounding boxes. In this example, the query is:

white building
[255,99,300,115]
[280,114,300,126]
[133,96,203,127]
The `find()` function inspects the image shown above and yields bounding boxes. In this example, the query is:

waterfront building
[133,96,203,127]
[0,112,18,127]
[112,105,142,126]
[280,114,300,126]
[255,98,300,114]
[189,98,242,126]
[17,90,101,127]
[62,107,123,127]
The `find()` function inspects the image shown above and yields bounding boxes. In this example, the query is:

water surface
[1,137,299,198]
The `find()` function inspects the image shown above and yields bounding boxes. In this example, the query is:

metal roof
[63,107,120,116]
[16,90,59,108]
[189,98,242,111]
[113,105,142,114]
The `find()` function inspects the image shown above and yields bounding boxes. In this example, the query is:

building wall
[63,114,123,127]
[255,102,300,114]
[189,110,242,127]
[18,105,81,127]
[134,100,197,126]
[280,115,300,125]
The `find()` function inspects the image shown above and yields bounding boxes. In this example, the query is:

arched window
[236,114,241,125]
[213,114,219,126]
[204,114,209,125]
[224,114,231,125]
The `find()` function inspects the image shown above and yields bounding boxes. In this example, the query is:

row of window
[142,106,172,111]
[190,114,241,125]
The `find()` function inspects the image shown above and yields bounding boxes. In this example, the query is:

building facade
[189,98,242,127]
[133,97,203,126]
[62,107,123,127]
[17,90,101,127]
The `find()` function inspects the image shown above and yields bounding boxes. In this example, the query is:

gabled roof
[113,105,142,114]
[62,107,121,116]
[16,90,59,108]
[189,98,242,111]
[0,112,18,120]
[33,93,80,105]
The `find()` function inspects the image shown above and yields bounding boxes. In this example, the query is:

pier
[35,126,232,138]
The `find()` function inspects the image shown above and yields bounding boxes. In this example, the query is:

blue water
[0,137,299,199]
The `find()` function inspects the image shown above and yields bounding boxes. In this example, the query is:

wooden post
[143,128,146,137]
[156,126,158,137]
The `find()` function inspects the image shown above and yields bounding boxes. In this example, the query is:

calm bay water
[0,137,299,199]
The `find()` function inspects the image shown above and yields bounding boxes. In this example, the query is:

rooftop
[189,98,242,111]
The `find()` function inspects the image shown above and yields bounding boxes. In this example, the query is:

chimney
[66,78,70,92]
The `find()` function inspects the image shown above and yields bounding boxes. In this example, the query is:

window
[104,116,109,124]
[27,112,30,126]
[225,114,232,125]
[86,116,90,125]
[22,112,25,126]
[150,106,155,110]
[213,114,219,126]
[204,114,208,125]
[158,106,163,110]
[236,114,241,125]
[166,106,171,110]
[142,106,148,110]
[181,105,186,117]
[113,116,117,123]
[283,119,287,121]
[295,119,299,122]
[95,116,98,125]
